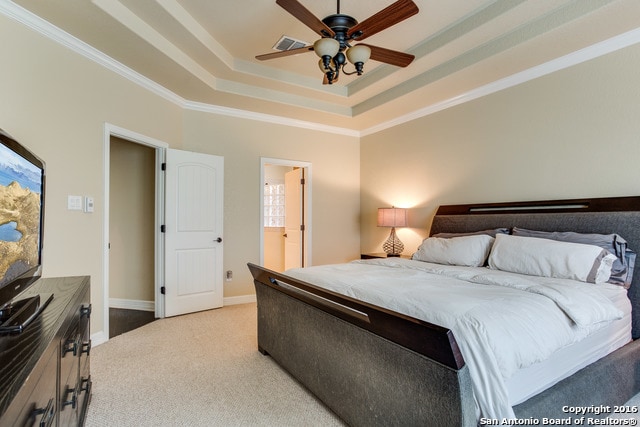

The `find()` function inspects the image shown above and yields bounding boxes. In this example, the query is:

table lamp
[377,207,407,256]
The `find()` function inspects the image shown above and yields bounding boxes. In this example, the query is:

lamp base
[382,227,404,256]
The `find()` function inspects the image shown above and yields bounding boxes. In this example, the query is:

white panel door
[284,168,303,270]
[164,148,224,317]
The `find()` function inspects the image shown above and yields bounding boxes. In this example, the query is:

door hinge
[161,163,166,171]
[161,225,166,233]
[300,178,305,185]
[161,286,166,295]
[300,224,305,231]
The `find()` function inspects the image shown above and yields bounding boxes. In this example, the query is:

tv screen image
[0,129,45,320]
[0,130,45,309]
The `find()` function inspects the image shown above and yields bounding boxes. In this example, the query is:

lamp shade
[314,38,340,58]
[377,207,407,228]
[346,44,371,65]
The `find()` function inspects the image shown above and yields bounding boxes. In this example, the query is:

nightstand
[361,253,412,260]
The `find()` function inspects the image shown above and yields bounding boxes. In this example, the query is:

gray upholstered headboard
[430,196,640,339]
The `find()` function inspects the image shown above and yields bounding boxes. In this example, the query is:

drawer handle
[32,398,55,427]
[80,304,92,318]
[62,386,77,410]
[80,375,92,393]
[81,339,92,356]
[63,337,79,357]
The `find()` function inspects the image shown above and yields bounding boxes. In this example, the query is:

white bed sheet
[284,258,631,420]
[507,284,631,405]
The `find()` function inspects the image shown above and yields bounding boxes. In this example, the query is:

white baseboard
[109,295,256,311]
[109,298,154,312]
[224,294,257,306]
[91,330,109,347]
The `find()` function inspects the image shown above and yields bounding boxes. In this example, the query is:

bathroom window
[264,183,285,227]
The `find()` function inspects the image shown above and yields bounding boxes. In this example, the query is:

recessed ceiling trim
[216,79,352,117]
[99,0,348,100]
[353,0,622,116]
[93,0,218,89]
[361,26,640,137]
[348,0,527,95]
[155,0,234,68]
[184,101,359,137]
[234,59,347,97]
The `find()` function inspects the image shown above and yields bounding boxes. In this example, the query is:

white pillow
[488,234,617,283]
[412,234,495,267]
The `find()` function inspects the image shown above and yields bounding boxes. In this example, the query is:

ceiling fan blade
[347,0,419,41]
[360,44,414,67]
[255,45,314,61]
[276,0,335,37]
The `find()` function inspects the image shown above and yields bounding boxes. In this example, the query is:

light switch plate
[84,196,94,213]
[68,195,82,210]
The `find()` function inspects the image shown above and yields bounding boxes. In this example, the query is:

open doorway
[102,124,167,342]
[108,137,156,337]
[261,158,312,272]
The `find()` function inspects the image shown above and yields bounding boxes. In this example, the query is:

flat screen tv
[0,129,47,332]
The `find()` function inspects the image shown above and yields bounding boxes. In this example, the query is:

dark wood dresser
[0,276,91,426]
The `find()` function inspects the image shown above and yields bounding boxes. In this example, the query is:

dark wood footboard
[248,263,476,426]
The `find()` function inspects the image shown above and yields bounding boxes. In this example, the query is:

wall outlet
[226,270,233,281]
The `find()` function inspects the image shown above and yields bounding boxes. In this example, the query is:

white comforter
[284,258,626,420]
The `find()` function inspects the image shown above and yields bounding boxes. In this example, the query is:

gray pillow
[512,227,636,288]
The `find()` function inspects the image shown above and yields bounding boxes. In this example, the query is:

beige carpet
[85,303,345,426]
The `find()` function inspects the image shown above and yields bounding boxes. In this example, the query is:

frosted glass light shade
[313,38,340,58]
[346,45,371,65]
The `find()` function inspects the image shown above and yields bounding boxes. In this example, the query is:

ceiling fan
[256,0,419,85]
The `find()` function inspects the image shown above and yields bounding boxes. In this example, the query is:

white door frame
[102,123,168,342]
[260,157,312,268]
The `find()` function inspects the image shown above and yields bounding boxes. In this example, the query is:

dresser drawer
[1,347,57,427]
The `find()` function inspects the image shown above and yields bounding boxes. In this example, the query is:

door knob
[216,237,222,243]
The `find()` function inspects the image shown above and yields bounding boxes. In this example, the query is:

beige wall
[360,43,640,256]
[0,13,361,336]
[182,111,361,297]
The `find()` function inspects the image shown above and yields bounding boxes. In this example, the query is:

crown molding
[184,101,360,137]
[3,2,640,139]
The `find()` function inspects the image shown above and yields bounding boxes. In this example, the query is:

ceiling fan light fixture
[346,44,371,75]
[257,0,419,85]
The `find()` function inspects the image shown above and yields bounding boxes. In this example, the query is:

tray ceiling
[6,0,640,133]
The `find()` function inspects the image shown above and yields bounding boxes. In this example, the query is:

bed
[247,196,640,426]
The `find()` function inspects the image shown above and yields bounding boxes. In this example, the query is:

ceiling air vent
[273,35,309,51]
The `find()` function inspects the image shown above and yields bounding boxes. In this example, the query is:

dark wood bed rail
[248,263,466,370]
